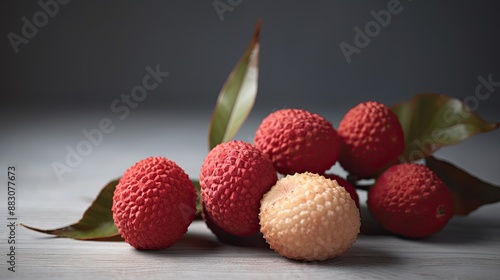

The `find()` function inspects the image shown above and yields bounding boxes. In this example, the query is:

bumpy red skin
[201,201,265,246]
[338,101,404,179]
[200,140,277,236]
[112,157,196,250]
[324,174,360,208]
[367,163,454,238]
[254,109,341,175]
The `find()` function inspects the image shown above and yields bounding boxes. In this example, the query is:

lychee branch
[353,184,372,192]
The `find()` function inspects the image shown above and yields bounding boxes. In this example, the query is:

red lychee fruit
[324,173,360,208]
[337,101,404,179]
[367,163,454,238]
[201,201,266,247]
[254,109,341,175]
[200,140,277,236]
[112,156,196,250]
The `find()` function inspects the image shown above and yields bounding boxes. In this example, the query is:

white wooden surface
[1,110,499,279]
[6,203,499,280]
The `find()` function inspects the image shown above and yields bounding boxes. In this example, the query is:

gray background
[1,0,499,189]
[2,0,500,116]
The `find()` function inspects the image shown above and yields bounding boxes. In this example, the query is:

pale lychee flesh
[324,173,360,208]
[259,173,360,261]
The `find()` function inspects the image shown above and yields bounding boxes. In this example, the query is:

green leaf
[192,179,202,219]
[391,93,499,162]
[21,179,123,241]
[208,19,261,150]
[426,156,500,216]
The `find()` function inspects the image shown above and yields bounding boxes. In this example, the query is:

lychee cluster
[111,101,455,260]
[249,104,454,244]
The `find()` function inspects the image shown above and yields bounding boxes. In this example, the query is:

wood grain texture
[1,202,498,280]
[1,112,499,279]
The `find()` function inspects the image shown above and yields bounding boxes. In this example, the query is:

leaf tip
[254,19,262,38]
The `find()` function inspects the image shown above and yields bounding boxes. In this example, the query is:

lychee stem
[354,184,372,191]
[347,174,359,185]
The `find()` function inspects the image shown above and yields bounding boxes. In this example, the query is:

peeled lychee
[337,101,404,178]
[367,163,454,238]
[200,140,277,236]
[260,172,360,261]
[112,156,196,250]
[254,109,341,175]
[324,173,360,208]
